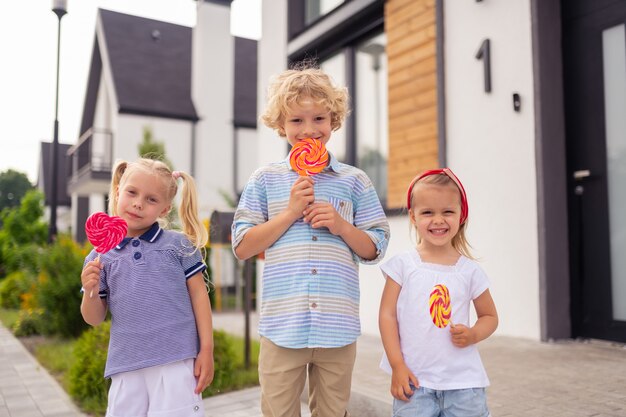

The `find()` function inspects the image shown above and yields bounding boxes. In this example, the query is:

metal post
[243,258,252,369]
[49,0,67,243]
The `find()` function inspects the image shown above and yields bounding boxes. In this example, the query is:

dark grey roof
[38,142,71,207]
[233,37,258,128]
[98,9,198,122]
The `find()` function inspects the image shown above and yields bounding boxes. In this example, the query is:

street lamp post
[49,0,67,243]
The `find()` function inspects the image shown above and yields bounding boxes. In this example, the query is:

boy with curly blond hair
[232,63,390,417]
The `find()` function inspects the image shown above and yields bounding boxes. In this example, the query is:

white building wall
[359,216,407,337]
[93,65,116,132]
[258,0,289,167]
[89,193,106,213]
[236,127,260,194]
[91,72,115,177]
[443,0,540,339]
[114,114,193,173]
[192,1,235,219]
[95,15,119,135]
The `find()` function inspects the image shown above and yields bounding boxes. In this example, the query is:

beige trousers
[258,337,357,417]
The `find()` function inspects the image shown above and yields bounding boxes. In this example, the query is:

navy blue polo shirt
[84,223,206,378]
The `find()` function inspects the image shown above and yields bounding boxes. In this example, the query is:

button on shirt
[232,153,390,348]
[84,223,206,378]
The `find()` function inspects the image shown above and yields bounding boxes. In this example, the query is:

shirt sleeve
[231,168,268,259]
[352,172,390,264]
[379,253,404,286]
[177,237,207,279]
[469,262,490,300]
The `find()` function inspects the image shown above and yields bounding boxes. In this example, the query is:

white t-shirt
[380,249,491,390]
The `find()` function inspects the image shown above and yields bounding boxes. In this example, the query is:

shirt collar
[116,222,163,249]
[327,152,340,172]
[285,151,340,173]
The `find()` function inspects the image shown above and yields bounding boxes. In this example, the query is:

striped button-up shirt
[232,154,390,348]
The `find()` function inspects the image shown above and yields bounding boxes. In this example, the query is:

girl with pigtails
[80,158,214,417]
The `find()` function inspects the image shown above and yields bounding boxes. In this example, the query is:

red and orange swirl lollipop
[429,284,451,328]
[289,138,329,176]
[85,212,128,297]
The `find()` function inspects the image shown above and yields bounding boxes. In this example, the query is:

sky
[0,0,261,184]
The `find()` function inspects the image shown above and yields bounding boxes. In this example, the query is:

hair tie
[406,168,469,225]
[172,171,182,180]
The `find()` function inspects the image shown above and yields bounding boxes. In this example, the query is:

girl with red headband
[379,168,498,417]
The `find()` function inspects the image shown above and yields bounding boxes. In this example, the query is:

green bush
[0,270,34,309]
[203,330,238,396]
[12,308,45,337]
[0,243,43,279]
[36,235,90,337]
[69,321,110,415]
[68,324,243,413]
[0,190,47,277]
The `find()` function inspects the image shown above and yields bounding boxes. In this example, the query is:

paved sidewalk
[210,312,626,417]
[0,325,86,417]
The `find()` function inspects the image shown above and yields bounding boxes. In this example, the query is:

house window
[320,52,347,162]
[305,0,345,24]
[318,31,388,205]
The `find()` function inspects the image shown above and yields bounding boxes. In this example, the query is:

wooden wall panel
[385,0,439,209]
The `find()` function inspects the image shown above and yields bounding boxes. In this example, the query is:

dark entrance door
[562,0,626,342]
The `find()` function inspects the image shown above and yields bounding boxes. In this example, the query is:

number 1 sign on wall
[475,38,491,93]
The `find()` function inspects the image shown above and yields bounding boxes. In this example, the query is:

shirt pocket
[328,197,353,224]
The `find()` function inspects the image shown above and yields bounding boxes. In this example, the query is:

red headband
[406,168,469,225]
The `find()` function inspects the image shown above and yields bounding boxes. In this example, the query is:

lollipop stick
[89,254,101,299]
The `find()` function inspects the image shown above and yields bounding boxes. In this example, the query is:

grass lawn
[0,308,19,328]
[218,333,261,393]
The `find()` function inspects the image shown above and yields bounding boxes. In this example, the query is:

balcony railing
[67,128,113,194]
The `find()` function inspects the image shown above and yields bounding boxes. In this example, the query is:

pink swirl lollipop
[85,212,127,297]
[86,212,128,254]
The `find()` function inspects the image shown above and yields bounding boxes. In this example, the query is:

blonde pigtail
[108,161,128,215]
[177,172,208,251]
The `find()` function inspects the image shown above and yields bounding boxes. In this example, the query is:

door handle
[573,170,591,180]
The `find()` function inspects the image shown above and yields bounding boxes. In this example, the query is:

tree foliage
[138,126,173,168]
[0,190,47,277]
[0,190,47,245]
[0,169,33,212]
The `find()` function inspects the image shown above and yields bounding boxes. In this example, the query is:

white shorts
[106,358,204,417]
